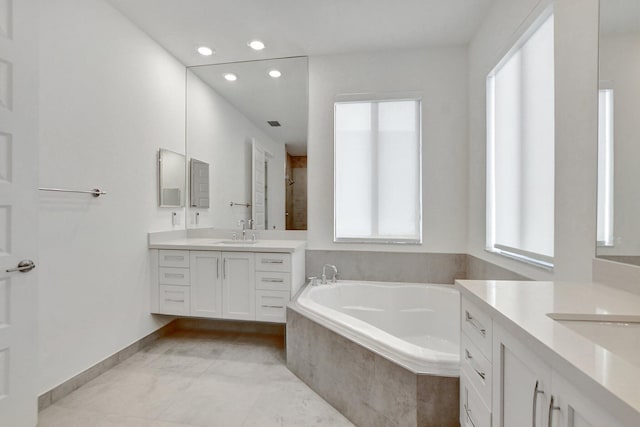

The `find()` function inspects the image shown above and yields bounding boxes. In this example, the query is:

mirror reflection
[158,148,186,207]
[185,57,308,230]
[190,158,210,209]
[597,0,640,265]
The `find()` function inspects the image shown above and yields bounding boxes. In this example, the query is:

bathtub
[291,280,460,376]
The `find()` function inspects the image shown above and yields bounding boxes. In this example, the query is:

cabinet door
[190,251,222,318]
[222,252,255,320]
[493,323,551,427]
[550,372,625,427]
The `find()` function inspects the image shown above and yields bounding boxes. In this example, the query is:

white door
[222,252,255,320]
[252,140,266,230]
[190,251,222,318]
[0,0,39,426]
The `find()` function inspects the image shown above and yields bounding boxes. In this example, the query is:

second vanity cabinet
[151,245,304,323]
[460,295,627,427]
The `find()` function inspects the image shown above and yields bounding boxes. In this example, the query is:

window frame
[485,7,555,269]
[333,93,423,244]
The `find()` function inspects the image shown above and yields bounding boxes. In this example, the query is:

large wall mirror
[185,57,308,231]
[597,0,640,265]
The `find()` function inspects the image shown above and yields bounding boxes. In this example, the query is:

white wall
[186,71,286,231]
[597,34,640,256]
[467,0,599,280]
[38,0,186,393]
[307,48,469,253]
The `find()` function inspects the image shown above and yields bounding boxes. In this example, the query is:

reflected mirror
[597,0,640,265]
[190,158,210,208]
[185,57,308,230]
[158,148,186,207]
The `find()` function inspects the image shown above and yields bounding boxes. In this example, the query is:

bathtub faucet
[321,264,338,284]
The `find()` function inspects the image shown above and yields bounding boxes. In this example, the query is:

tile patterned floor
[37,330,354,427]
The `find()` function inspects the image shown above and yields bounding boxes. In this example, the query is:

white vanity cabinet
[190,251,222,318]
[459,295,627,427]
[222,252,255,320]
[150,244,304,323]
[549,373,625,427]
[492,322,551,427]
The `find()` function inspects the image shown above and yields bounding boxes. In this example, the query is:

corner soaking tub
[290,280,460,376]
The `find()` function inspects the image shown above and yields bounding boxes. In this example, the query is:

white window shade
[487,12,555,265]
[335,99,422,243]
[597,89,614,246]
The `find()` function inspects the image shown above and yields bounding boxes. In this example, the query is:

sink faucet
[248,219,254,230]
[238,219,246,240]
[321,264,338,284]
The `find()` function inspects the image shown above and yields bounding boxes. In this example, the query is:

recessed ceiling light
[224,73,237,82]
[197,46,214,56]
[248,40,265,51]
[268,69,282,78]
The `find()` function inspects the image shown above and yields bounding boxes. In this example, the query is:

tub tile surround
[286,308,459,427]
[305,250,526,284]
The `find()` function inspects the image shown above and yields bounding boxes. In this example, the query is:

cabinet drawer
[159,250,190,268]
[255,272,291,291]
[461,373,491,427]
[159,267,190,286]
[461,332,491,408]
[255,290,290,323]
[159,285,190,315]
[255,253,291,272]
[462,298,493,360]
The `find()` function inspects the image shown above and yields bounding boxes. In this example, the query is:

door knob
[6,259,36,273]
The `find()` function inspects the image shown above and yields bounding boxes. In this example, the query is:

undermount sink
[548,313,640,368]
[218,240,259,245]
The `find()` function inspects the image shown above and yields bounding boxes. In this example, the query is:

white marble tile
[39,330,348,427]
[156,375,264,426]
[38,404,195,427]
[54,368,193,419]
[242,380,353,427]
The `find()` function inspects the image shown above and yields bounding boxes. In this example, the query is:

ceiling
[107,0,495,66]
[189,57,308,155]
[108,0,495,157]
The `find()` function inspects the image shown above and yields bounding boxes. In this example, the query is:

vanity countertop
[149,237,306,253]
[456,279,640,424]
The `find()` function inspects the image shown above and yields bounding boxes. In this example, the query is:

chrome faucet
[248,219,254,230]
[238,219,246,240]
[321,264,338,284]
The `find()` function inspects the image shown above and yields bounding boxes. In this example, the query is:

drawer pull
[262,278,285,283]
[164,273,184,279]
[548,395,560,427]
[165,298,185,303]
[262,305,284,309]
[465,310,486,337]
[533,380,545,427]
[164,256,184,261]
[262,259,284,264]
[464,349,486,380]
[464,403,477,427]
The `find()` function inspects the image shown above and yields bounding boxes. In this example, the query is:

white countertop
[456,280,640,424]
[149,237,306,253]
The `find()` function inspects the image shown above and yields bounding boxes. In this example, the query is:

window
[597,88,614,246]
[486,12,555,267]
[334,98,422,243]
